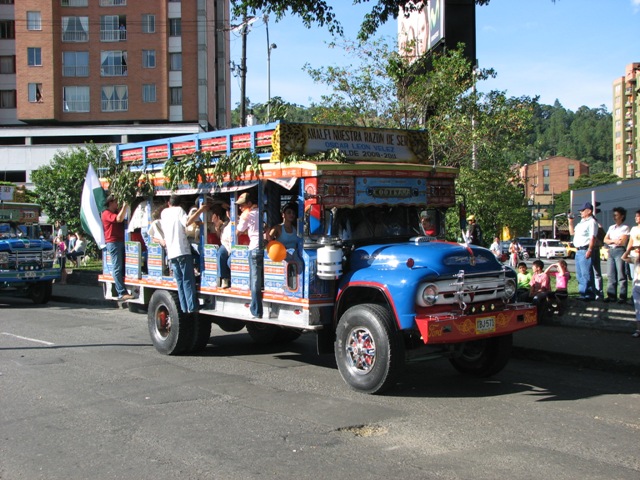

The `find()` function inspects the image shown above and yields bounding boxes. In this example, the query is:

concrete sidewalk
[50,279,640,376]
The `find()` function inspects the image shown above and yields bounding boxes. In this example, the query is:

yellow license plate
[476,316,495,334]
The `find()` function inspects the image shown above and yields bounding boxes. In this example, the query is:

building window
[169,87,182,105]
[543,183,549,192]
[142,84,156,103]
[62,17,89,42]
[27,47,42,66]
[543,167,549,177]
[142,50,156,68]
[142,14,155,33]
[0,55,16,74]
[63,86,90,112]
[169,18,181,37]
[28,83,43,103]
[169,53,182,71]
[100,0,127,5]
[27,12,42,31]
[61,0,88,6]
[568,166,575,177]
[62,51,89,76]
[101,51,127,76]
[0,90,17,108]
[101,15,126,42]
[0,0,15,4]
[101,85,128,111]
[0,20,15,39]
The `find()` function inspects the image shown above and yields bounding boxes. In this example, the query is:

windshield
[330,206,443,244]
[547,240,563,247]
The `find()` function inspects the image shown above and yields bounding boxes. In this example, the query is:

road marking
[1,332,55,346]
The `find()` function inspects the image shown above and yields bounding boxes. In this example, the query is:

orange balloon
[266,240,287,262]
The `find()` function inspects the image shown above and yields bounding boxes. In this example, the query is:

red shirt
[101,209,125,243]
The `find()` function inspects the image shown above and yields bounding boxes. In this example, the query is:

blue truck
[0,200,60,304]
[102,122,537,393]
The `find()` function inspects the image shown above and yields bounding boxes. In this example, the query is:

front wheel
[449,334,513,377]
[147,290,193,355]
[335,304,404,394]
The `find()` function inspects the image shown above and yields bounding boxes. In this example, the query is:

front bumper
[415,303,537,344]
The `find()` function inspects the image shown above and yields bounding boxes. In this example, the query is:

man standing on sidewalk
[161,195,209,313]
[569,202,598,301]
[603,207,630,303]
[101,194,131,301]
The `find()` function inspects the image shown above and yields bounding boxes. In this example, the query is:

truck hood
[347,240,506,279]
[0,238,54,252]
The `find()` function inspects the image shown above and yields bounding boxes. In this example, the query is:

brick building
[0,0,230,185]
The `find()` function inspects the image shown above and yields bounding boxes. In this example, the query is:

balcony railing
[62,31,88,42]
[102,99,128,111]
[62,65,89,77]
[101,65,127,76]
[101,29,126,42]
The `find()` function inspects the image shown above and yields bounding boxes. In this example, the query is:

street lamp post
[265,15,277,122]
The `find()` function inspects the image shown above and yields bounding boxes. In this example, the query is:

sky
[229,0,640,115]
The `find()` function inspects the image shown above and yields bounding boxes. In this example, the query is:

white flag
[80,164,106,249]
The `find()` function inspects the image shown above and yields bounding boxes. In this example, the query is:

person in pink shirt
[545,260,570,297]
[529,259,550,303]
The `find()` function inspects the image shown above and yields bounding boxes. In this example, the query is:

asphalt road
[1,297,639,480]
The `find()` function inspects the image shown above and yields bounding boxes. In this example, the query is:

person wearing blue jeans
[603,207,630,303]
[569,202,598,301]
[236,192,262,318]
[101,194,131,301]
[161,195,209,313]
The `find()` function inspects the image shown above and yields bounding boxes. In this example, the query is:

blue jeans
[249,249,263,318]
[575,249,595,299]
[106,241,126,297]
[170,254,198,313]
[217,245,231,279]
[607,247,628,300]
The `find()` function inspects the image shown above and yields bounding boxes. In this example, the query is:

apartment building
[0,0,231,185]
[612,62,640,179]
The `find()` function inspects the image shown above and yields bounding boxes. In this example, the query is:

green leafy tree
[31,143,115,234]
[231,0,494,41]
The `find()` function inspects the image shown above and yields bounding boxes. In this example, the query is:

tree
[31,143,115,234]
[231,0,493,41]
[304,39,536,241]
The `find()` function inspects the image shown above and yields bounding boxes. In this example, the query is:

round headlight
[421,284,439,306]
[503,278,516,300]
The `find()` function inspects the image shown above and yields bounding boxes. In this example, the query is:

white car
[537,239,567,259]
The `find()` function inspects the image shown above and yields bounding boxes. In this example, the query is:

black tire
[246,323,279,344]
[190,314,211,353]
[215,317,246,333]
[147,290,194,355]
[29,281,52,305]
[449,334,513,377]
[128,302,147,314]
[246,323,302,345]
[335,304,404,394]
[274,327,302,344]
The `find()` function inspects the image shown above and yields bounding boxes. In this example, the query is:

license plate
[19,271,37,279]
[476,316,495,334]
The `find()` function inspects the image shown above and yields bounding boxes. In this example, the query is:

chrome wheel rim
[345,327,376,375]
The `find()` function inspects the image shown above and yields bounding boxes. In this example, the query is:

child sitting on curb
[516,262,532,302]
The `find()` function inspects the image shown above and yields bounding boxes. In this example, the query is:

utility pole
[240,12,248,127]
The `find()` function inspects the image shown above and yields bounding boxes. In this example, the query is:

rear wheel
[190,315,211,353]
[335,304,404,394]
[147,290,194,355]
[449,334,513,377]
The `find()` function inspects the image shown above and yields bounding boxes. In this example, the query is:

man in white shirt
[161,195,209,313]
[569,202,597,301]
[236,192,262,318]
[603,207,630,303]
